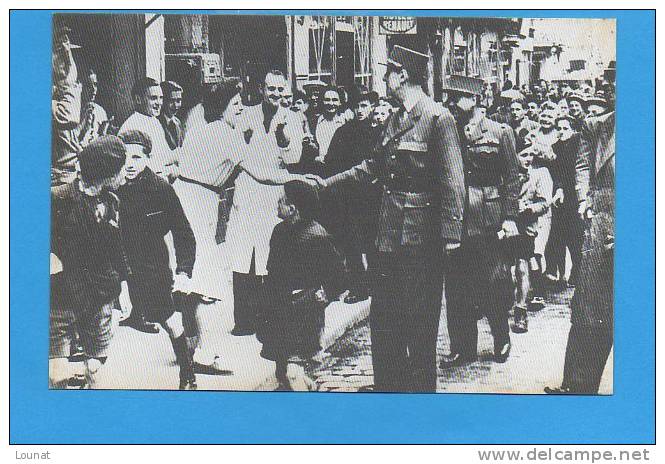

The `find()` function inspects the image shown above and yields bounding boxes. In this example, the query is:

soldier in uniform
[439,75,521,368]
[321,45,466,392]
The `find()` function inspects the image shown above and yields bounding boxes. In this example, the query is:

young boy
[50,136,129,388]
[257,180,345,391]
[116,130,198,390]
[510,145,552,333]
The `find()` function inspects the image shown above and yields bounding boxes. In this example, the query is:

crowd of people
[50,29,615,394]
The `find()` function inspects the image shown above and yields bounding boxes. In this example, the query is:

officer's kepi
[380,45,429,80]
[442,75,485,97]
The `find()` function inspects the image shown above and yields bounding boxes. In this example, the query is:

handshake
[297,173,328,190]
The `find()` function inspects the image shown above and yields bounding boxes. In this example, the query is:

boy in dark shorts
[257,180,345,391]
[117,130,198,390]
[50,136,129,388]
[510,145,552,333]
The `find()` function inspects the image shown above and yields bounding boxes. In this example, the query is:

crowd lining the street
[50,28,615,393]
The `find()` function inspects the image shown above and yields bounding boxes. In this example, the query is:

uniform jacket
[572,111,615,327]
[51,180,130,310]
[459,116,521,237]
[326,92,466,252]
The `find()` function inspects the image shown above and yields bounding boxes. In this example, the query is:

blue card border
[9,9,655,444]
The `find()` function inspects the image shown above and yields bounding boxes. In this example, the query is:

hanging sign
[379,17,417,35]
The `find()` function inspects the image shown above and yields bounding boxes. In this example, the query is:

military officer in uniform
[439,75,521,368]
[320,45,466,392]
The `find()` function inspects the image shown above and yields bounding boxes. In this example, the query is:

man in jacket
[159,80,186,150]
[546,109,615,395]
[323,87,382,303]
[321,46,466,392]
[117,130,198,389]
[439,75,521,368]
[544,116,591,287]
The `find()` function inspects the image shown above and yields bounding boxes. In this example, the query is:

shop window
[309,16,333,81]
[569,59,586,71]
[353,16,371,85]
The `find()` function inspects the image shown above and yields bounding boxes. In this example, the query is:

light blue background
[10,10,655,444]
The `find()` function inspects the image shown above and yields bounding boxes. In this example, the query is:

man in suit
[546,107,615,395]
[324,87,382,303]
[321,45,466,392]
[159,81,185,151]
[439,75,521,368]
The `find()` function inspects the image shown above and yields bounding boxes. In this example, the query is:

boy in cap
[117,130,198,390]
[257,180,345,391]
[50,135,130,388]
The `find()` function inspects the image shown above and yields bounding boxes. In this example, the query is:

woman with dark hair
[173,78,315,371]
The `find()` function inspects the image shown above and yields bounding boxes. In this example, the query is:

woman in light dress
[173,79,313,369]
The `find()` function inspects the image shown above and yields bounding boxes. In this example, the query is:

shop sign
[379,17,417,35]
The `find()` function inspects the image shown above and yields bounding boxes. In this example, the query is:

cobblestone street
[309,286,613,394]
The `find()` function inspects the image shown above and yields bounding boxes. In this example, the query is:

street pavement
[309,286,613,394]
[63,237,611,394]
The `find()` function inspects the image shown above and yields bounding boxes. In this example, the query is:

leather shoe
[179,376,198,390]
[344,292,369,304]
[512,306,528,333]
[544,385,573,394]
[494,342,511,363]
[439,352,476,369]
[230,327,255,336]
[120,316,160,334]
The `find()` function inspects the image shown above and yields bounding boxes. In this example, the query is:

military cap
[78,135,127,185]
[442,75,484,97]
[381,45,429,80]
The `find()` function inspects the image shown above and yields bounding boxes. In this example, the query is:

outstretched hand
[301,174,327,189]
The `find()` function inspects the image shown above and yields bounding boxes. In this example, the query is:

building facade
[59,13,524,124]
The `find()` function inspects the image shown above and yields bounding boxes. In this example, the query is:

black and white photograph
[49,13,616,394]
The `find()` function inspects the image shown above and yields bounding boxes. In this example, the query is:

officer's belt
[381,175,434,193]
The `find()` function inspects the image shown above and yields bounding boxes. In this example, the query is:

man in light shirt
[119,78,179,182]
